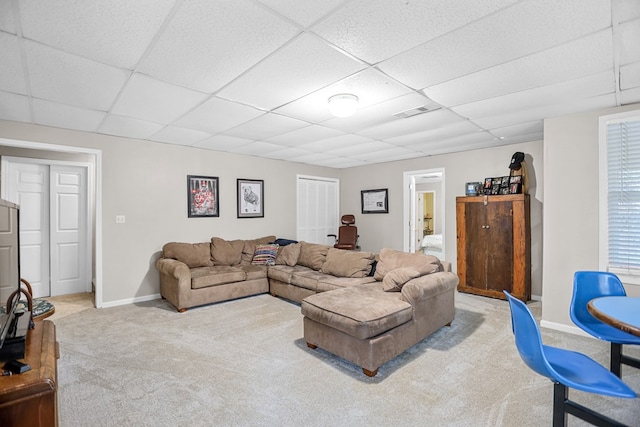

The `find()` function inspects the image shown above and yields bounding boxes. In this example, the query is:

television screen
[0,199,21,348]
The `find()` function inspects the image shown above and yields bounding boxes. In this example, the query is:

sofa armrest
[156,258,191,280]
[400,271,458,307]
[156,258,193,311]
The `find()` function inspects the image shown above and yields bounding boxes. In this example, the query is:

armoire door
[484,200,513,293]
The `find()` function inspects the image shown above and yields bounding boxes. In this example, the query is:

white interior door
[4,158,90,297]
[297,176,339,245]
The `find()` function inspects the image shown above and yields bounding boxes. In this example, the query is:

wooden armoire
[456,194,531,301]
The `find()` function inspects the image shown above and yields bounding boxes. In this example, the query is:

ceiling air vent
[393,104,441,119]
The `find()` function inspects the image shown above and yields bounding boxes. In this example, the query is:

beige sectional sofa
[155,236,458,376]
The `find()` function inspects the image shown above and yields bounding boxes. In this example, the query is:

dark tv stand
[0,320,58,426]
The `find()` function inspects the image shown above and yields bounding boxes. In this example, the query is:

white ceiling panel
[0,33,27,94]
[490,121,544,139]
[149,126,211,146]
[313,157,368,168]
[298,133,376,153]
[227,141,289,156]
[111,73,208,123]
[18,0,175,69]
[32,99,105,132]
[331,140,396,156]
[138,0,299,94]
[217,34,365,110]
[424,30,614,107]
[173,97,264,134]
[266,125,345,147]
[412,132,497,154]
[619,19,640,65]
[613,1,640,24]
[350,146,420,162]
[261,147,311,160]
[274,68,412,122]
[620,62,640,90]
[313,0,517,64]
[387,121,482,146]
[222,113,309,140]
[452,71,615,119]
[359,109,464,140]
[288,152,338,164]
[621,87,640,105]
[193,135,253,152]
[378,0,611,89]
[26,41,130,111]
[256,0,347,28]
[0,1,15,33]
[0,91,31,123]
[98,115,164,140]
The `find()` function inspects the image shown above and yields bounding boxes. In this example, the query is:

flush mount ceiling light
[328,93,359,118]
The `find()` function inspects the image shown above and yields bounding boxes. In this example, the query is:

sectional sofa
[155,236,458,376]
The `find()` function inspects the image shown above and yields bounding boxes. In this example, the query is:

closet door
[297,176,339,245]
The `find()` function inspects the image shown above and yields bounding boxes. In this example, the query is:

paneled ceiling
[1,0,639,168]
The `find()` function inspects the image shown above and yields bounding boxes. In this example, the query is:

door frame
[403,168,445,254]
[0,138,103,307]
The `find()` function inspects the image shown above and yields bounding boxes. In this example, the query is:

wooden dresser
[0,320,58,426]
[456,194,531,301]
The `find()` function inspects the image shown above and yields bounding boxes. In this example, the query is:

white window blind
[605,117,640,275]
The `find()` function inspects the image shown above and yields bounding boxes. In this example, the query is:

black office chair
[327,214,359,250]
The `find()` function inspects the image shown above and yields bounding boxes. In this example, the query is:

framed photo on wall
[361,188,389,214]
[187,175,219,217]
[237,179,264,218]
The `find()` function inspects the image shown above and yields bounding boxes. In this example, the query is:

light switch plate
[115,215,125,224]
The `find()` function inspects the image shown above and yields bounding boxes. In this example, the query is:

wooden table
[588,296,640,337]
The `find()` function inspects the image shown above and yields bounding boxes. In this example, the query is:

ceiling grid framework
[0,0,638,168]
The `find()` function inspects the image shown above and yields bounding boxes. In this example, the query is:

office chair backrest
[504,291,555,380]
[334,214,358,250]
[570,271,626,331]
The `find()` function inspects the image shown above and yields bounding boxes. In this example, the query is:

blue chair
[504,291,636,427]
[570,271,640,377]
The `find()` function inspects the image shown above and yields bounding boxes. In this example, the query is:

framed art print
[187,175,219,217]
[237,179,264,218]
[361,188,389,214]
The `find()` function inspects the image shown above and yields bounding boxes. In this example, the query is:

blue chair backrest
[504,291,555,381]
[570,271,626,328]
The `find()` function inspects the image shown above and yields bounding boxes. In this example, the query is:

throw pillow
[374,248,442,281]
[251,244,279,266]
[241,235,277,264]
[320,248,375,278]
[382,268,422,292]
[275,242,301,266]
[162,242,213,268]
[297,242,330,270]
[210,237,245,266]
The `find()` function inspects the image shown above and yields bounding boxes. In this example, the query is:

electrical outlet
[115,215,125,224]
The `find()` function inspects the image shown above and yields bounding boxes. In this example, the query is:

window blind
[607,119,640,273]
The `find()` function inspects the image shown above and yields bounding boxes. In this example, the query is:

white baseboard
[540,319,593,338]
[100,293,161,308]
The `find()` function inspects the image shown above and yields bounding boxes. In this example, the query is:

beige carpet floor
[49,292,640,426]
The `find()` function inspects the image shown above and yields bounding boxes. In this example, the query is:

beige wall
[541,103,640,332]
[340,139,544,297]
[0,120,339,305]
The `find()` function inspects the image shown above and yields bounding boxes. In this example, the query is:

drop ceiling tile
[320,92,433,133]
[288,152,338,164]
[313,0,517,64]
[274,68,412,122]
[621,86,640,105]
[424,30,614,107]
[18,0,175,69]
[173,97,265,134]
[0,34,27,94]
[350,146,421,162]
[613,1,640,24]
[98,114,164,140]
[148,126,211,146]
[313,157,368,168]
[266,125,345,146]
[217,33,365,110]
[227,141,288,156]
[222,113,309,140]
[331,140,395,156]
[0,1,15,33]
[387,120,482,146]
[0,91,31,123]
[501,132,544,145]
[359,108,463,140]
[25,41,130,111]
[489,121,543,138]
[193,135,254,152]
[261,147,311,160]
[32,99,105,132]
[111,73,208,123]
[452,71,615,119]
[297,133,375,152]
[379,0,611,89]
[621,62,640,90]
[256,0,347,27]
[414,132,497,154]
[619,19,640,65]
[138,0,299,93]
[473,93,617,130]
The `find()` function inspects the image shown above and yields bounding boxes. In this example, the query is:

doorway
[296,175,340,245]
[2,157,91,298]
[403,168,445,254]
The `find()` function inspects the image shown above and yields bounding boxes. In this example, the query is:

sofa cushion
[241,235,277,264]
[301,285,413,340]
[211,238,245,266]
[290,269,327,291]
[238,264,268,280]
[297,242,330,270]
[251,244,279,266]
[374,248,442,281]
[320,248,374,278]
[190,266,246,289]
[162,242,213,268]
[382,267,422,292]
[275,242,301,266]
[267,265,299,284]
[316,276,377,293]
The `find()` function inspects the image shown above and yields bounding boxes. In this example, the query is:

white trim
[100,293,161,308]
[403,168,445,253]
[0,137,103,308]
[540,319,594,339]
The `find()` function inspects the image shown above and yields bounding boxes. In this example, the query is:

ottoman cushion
[301,285,412,340]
